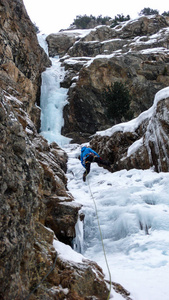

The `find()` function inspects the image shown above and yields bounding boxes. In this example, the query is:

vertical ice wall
[38,34,71,146]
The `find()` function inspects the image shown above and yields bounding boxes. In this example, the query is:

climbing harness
[24,251,57,300]
[87,177,112,300]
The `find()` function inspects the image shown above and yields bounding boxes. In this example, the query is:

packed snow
[66,144,169,300]
[53,239,84,263]
[38,33,169,300]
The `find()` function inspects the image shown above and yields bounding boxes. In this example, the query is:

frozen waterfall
[38,34,71,146]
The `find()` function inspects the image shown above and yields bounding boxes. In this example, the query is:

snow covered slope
[65,143,169,300]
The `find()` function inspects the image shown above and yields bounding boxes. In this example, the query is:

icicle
[73,213,84,254]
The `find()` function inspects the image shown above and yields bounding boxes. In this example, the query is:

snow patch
[127,137,143,157]
[53,239,85,263]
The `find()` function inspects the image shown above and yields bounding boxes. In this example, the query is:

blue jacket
[80,146,100,167]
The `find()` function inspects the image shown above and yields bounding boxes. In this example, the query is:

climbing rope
[24,251,57,300]
[87,177,112,300]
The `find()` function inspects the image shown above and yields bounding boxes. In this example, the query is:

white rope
[87,177,112,300]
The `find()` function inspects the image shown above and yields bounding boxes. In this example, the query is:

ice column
[73,214,84,254]
[38,34,71,146]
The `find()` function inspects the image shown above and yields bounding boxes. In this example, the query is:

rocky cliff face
[90,88,169,173]
[0,90,110,300]
[0,0,51,129]
[46,15,169,143]
[0,1,110,299]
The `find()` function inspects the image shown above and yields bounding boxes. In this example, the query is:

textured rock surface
[46,31,82,57]
[0,0,51,129]
[145,96,169,172]
[90,92,169,173]
[1,75,112,297]
[46,15,169,142]
[62,48,169,143]
[0,68,109,300]
[0,1,110,299]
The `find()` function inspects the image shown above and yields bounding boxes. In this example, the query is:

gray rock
[90,93,169,173]
[59,16,169,141]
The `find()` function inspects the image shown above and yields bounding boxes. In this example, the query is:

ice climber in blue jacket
[80,146,111,182]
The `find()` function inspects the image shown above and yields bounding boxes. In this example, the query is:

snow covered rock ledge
[53,239,110,299]
[91,87,169,172]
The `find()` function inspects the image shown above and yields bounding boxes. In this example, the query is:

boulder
[45,200,81,245]
[46,31,83,57]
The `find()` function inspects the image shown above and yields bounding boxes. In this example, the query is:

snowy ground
[62,143,169,300]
